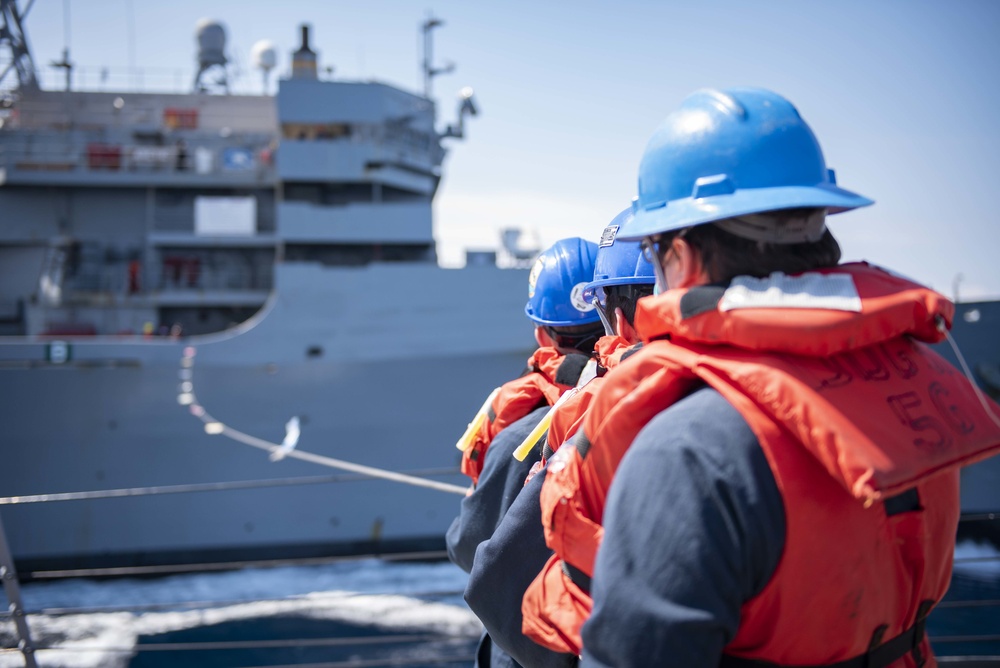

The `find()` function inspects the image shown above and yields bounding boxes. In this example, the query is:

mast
[0,0,39,90]
[419,15,478,141]
[421,14,453,99]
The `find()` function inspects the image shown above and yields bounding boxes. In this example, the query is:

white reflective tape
[719,272,862,312]
[576,359,600,389]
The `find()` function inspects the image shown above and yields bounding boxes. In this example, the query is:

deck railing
[0,469,478,667]
[2,486,999,666]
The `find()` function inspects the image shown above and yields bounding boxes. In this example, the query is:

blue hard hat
[621,87,874,241]
[581,208,655,305]
[525,237,601,327]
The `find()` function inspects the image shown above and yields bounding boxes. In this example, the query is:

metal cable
[179,347,468,497]
[954,556,1000,564]
[935,598,1000,609]
[22,549,452,581]
[940,322,1000,430]
[0,469,460,506]
[204,415,468,496]
[7,587,466,617]
[233,656,476,668]
[9,633,468,653]
[931,634,1000,643]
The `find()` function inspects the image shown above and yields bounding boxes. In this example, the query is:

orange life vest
[523,263,1000,663]
[543,335,633,460]
[460,347,583,485]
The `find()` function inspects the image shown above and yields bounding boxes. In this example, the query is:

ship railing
[0,104,277,135]
[1,490,999,666]
[36,257,273,302]
[0,136,276,179]
[0,66,269,97]
[66,263,273,297]
[0,468,478,667]
[278,129,440,176]
[148,256,275,293]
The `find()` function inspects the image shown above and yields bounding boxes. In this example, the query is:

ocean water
[0,558,480,668]
[1,541,998,667]
[929,540,1000,660]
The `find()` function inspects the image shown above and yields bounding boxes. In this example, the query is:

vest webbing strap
[719,600,934,668]
[560,559,592,595]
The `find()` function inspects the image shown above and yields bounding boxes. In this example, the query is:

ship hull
[0,262,535,570]
[935,301,1000,519]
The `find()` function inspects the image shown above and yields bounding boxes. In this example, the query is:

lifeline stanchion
[0,510,37,668]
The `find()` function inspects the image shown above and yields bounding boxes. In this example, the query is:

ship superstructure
[0,6,534,570]
[0,85,277,338]
[0,17,472,341]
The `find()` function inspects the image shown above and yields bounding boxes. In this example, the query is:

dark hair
[545,321,605,355]
[684,208,842,283]
[604,284,654,327]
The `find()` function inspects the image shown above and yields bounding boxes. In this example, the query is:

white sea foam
[0,559,478,668]
[953,538,1000,579]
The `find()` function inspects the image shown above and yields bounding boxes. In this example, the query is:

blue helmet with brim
[525,237,602,327]
[620,87,873,241]
[582,208,655,306]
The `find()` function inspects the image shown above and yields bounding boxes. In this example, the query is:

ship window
[284,183,323,204]
[284,243,433,266]
[281,123,353,141]
[133,130,165,145]
[155,190,187,206]
[283,182,399,205]
[323,183,375,205]
[380,186,425,203]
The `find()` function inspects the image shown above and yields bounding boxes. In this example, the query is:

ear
[614,307,639,345]
[668,236,710,289]
[534,325,556,349]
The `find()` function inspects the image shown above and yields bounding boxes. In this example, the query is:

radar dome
[195,18,227,68]
[251,40,278,71]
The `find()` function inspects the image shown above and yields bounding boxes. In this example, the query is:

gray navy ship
[0,3,538,571]
[0,1,998,576]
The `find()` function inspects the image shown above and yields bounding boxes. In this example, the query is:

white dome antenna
[251,39,278,94]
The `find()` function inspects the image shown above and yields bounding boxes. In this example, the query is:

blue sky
[18,0,1000,299]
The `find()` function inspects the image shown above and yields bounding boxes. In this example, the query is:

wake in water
[0,559,479,668]
[3,543,999,666]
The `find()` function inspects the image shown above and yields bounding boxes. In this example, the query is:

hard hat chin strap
[714,208,828,244]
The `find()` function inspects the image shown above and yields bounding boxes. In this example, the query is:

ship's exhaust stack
[291,25,318,80]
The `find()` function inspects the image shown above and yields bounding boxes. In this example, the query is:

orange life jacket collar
[593,335,631,369]
[635,262,953,355]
